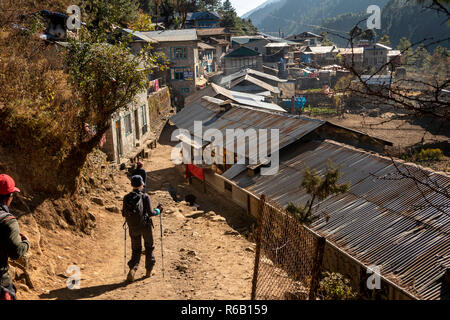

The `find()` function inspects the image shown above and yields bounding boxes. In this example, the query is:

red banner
[185,164,205,181]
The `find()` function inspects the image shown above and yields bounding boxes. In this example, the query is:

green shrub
[416,148,444,162]
[318,272,356,300]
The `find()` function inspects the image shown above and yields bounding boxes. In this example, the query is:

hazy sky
[230,0,268,17]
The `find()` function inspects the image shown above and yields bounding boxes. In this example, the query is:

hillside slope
[321,0,450,48]
[246,0,388,36]
[247,0,449,50]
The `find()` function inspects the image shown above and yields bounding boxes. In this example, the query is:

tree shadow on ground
[158,123,179,147]
[38,278,147,300]
[146,165,255,234]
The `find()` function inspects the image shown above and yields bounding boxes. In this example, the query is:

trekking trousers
[127,224,156,271]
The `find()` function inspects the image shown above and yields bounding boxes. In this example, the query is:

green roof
[225,46,261,58]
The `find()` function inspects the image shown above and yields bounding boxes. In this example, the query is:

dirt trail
[19,127,256,300]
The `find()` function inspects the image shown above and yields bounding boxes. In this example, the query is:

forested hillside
[245,0,449,49]
[241,0,286,27]
[245,0,388,36]
[321,0,450,48]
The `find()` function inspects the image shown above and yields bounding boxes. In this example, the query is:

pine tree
[414,43,432,70]
[220,0,237,29]
[285,161,350,226]
[397,37,415,67]
[379,35,391,46]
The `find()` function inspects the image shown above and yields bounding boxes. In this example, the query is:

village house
[223,46,263,76]
[264,42,292,66]
[301,45,339,67]
[286,32,323,46]
[100,35,172,164]
[140,29,201,98]
[196,28,232,72]
[198,42,216,76]
[363,43,392,72]
[101,86,173,165]
[184,11,221,29]
[241,38,271,55]
[337,47,364,71]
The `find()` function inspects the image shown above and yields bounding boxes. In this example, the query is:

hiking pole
[123,221,127,275]
[156,204,165,279]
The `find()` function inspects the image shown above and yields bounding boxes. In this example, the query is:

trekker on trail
[122,175,162,282]
[0,174,30,300]
[132,161,147,193]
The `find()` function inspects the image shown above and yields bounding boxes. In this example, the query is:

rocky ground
[15,129,256,300]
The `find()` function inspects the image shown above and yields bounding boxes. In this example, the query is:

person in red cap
[0,174,30,300]
[131,161,147,193]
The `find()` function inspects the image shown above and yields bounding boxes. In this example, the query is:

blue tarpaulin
[282,97,306,109]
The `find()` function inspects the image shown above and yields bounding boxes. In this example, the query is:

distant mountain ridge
[245,0,449,49]
[245,0,388,36]
[241,0,287,27]
[241,0,285,19]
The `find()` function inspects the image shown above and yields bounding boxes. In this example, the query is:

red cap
[0,174,21,195]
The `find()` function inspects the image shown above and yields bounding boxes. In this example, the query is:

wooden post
[291,96,296,115]
[251,194,266,300]
[309,236,326,300]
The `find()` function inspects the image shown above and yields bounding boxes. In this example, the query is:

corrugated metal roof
[170,100,324,161]
[198,42,215,50]
[230,139,450,300]
[247,69,288,83]
[197,28,230,36]
[215,69,286,89]
[231,75,280,94]
[225,46,261,58]
[265,42,290,48]
[122,29,159,43]
[141,29,197,42]
[305,46,339,54]
[211,83,286,112]
[338,47,364,55]
[186,11,221,21]
[222,164,248,180]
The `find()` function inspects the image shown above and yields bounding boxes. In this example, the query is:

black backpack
[0,209,15,225]
[123,192,149,226]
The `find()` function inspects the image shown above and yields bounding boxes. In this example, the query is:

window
[141,105,148,135]
[172,67,185,81]
[172,47,187,59]
[124,114,132,135]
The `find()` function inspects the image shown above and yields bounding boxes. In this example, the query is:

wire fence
[251,195,326,300]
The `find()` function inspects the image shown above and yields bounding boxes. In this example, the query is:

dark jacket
[0,205,30,287]
[132,168,147,186]
[122,190,153,229]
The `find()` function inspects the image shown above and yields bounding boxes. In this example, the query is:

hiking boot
[145,267,153,278]
[127,268,137,282]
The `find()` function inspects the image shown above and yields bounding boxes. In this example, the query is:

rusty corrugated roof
[170,99,324,161]
[230,139,450,300]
